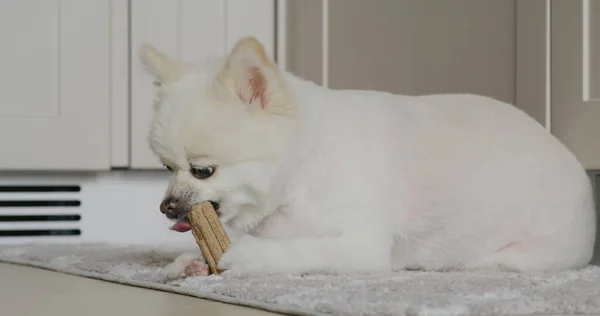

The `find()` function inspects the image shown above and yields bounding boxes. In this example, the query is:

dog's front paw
[163,253,209,279]
[218,235,270,276]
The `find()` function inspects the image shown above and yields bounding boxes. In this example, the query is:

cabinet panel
[0,1,59,117]
[285,0,516,105]
[0,0,112,170]
[552,0,600,169]
[130,0,275,169]
[328,0,516,104]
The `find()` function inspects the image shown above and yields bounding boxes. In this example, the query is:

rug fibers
[0,243,599,316]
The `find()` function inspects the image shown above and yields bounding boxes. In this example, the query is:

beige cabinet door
[552,0,600,169]
[0,0,112,170]
[285,0,517,105]
[130,0,276,169]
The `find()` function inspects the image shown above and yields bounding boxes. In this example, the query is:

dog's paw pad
[163,253,207,279]
[184,259,210,277]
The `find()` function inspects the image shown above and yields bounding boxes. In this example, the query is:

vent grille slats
[0,200,81,207]
[0,185,82,238]
[0,229,81,237]
[0,185,81,192]
[0,215,81,222]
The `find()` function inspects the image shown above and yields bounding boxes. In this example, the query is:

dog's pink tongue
[170,220,191,232]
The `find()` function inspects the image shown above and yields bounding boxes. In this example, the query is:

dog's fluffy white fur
[139,37,596,277]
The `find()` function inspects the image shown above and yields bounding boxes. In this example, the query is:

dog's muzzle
[159,197,221,219]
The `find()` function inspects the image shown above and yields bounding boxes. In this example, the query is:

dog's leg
[162,226,244,279]
[163,252,209,279]
[218,226,393,275]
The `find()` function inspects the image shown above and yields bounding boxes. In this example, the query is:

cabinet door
[130,0,275,169]
[0,0,112,170]
[285,0,516,104]
[552,0,600,169]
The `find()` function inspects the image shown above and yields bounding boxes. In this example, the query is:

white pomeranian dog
[139,37,596,278]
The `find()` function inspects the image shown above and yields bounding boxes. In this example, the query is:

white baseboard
[0,170,194,247]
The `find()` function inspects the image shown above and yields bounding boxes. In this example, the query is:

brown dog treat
[190,228,218,274]
[188,201,230,275]
[201,204,231,250]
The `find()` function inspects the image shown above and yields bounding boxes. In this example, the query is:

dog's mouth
[169,201,221,233]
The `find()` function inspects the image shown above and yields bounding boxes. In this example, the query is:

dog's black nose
[160,197,183,219]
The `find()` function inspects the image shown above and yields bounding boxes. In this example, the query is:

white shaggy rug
[1,244,599,316]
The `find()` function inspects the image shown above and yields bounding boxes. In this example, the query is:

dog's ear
[215,37,294,116]
[139,44,182,87]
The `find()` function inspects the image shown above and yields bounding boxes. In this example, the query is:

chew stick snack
[188,201,231,275]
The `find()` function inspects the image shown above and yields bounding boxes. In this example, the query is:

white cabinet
[129,0,275,168]
[0,0,117,170]
[0,0,276,171]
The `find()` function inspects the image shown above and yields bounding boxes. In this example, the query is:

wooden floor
[0,263,282,316]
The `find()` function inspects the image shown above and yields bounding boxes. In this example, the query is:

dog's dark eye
[162,164,173,172]
[190,166,215,180]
